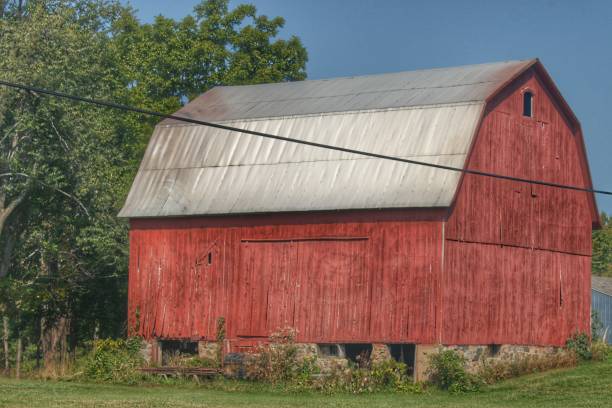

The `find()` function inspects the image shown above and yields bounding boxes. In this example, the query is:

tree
[0,0,134,370]
[0,0,307,370]
[109,0,307,149]
[593,212,612,277]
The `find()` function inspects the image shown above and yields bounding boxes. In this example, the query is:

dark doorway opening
[161,340,198,365]
[343,343,372,368]
[488,344,502,357]
[388,344,416,376]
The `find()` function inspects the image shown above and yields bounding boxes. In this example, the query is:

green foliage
[427,349,481,393]
[593,212,612,277]
[0,0,307,372]
[249,327,304,383]
[310,360,422,394]
[244,328,419,394]
[82,337,144,384]
[566,332,592,361]
[477,352,577,384]
[3,356,612,407]
[591,341,612,362]
[592,310,605,342]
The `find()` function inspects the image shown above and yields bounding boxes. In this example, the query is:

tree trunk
[15,337,21,379]
[0,193,26,278]
[2,316,8,375]
[0,226,16,278]
[41,317,70,376]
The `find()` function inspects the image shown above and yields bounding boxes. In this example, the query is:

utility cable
[0,79,610,196]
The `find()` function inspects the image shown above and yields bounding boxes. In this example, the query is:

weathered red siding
[128,210,443,348]
[442,68,593,345]
[127,66,595,349]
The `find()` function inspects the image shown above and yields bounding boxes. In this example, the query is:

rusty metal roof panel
[120,60,535,217]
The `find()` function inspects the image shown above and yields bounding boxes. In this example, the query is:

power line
[0,79,610,196]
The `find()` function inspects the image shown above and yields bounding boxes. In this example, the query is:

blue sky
[122,0,612,214]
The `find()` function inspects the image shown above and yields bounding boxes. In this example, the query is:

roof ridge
[213,59,535,89]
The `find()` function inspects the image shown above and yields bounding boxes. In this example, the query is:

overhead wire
[0,79,610,196]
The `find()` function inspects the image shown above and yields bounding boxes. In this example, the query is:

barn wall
[128,210,444,347]
[443,68,593,346]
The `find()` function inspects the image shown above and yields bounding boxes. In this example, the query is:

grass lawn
[0,358,611,408]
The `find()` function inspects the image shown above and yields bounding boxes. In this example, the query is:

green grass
[1,358,611,408]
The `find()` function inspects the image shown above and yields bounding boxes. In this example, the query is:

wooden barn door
[189,242,221,338]
[238,241,296,337]
[237,238,369,341]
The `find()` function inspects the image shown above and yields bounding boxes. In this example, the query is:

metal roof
[119,59,535,218]
[593,276,612,297]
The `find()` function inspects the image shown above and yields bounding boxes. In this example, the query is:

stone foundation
[444,344,565,373]
[141,339,567,382]
[198,341,220,361]
[140,338,161,364]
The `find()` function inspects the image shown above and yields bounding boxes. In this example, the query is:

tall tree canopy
[593,212,612,277]
[0,0,307,364]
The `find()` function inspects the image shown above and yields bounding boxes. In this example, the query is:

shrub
[82,337,144,384]
[566,332,592,360]
[248,327,309,383]
[592,311,605,342]
[478,352,577,384]
[591,341,611,362]
[308,360,422,394]
[246,327,420,394]
[426,349,481,393]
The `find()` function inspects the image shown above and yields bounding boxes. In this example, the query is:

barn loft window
[523,91,533,117]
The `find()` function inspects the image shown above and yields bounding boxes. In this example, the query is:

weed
[82,337,144,384]
[566,332,592,360]
[426,349,481,393]
[477,351,577,384]
[591,341,611,362]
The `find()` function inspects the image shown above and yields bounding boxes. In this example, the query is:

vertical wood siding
[127,68,594,348]
[128,212,443,345]
[443,68,593,345]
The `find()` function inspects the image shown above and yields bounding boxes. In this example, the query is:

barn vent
[523,91,533,117]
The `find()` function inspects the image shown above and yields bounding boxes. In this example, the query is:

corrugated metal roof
[119,59,536,218]
[593,276,612,297]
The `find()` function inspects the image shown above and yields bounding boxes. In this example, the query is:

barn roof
[119,59,537,218]
[593,276,612,297]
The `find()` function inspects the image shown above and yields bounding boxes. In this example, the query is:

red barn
[119,59,599,376]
